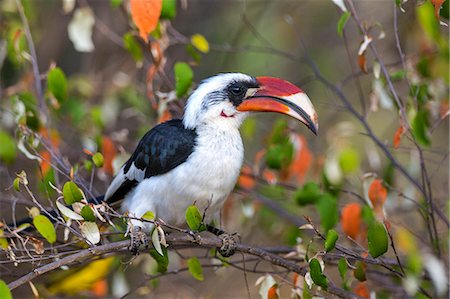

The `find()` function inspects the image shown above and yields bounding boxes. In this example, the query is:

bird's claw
[129,227,148,255]
[218,233,240,257]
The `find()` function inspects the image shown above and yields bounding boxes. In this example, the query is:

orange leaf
[393,125,405,149]
[39,150,52,176]
[238,165,255,190]
[267,285,279,299]
[158,109,172,124]
[40,128,60,149]
[91,279,108,297]
[101,136,116,176]
[293,273,299,287]
[130,0,162,43]
[353,282,369,298]
[262,169,277,185]
[83,148,94,156]
[341,203,362,239]
[288,134,313,183]
[368,179,387,209]
[358,54,367,73]
[431,0,445,21]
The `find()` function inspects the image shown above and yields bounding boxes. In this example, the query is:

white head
[182,73,319,134]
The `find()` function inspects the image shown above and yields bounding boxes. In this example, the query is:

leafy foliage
[0,0,448,298]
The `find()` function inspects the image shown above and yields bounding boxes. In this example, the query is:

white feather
[123,123,244,232]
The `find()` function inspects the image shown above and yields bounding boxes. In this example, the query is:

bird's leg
[206,224,240,257]
[129,226,148,255]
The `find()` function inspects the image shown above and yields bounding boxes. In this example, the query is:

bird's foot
[129,227,148,255]
[218,232,240,257]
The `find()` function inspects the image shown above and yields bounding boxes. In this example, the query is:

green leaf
[187,257,204,281]
[185,44,202,63]
[309,258,328,289]
[0,279,12,299]
[174,62,193,98]
[84,160,93,172]
[33,214,56,244]
[315,194,338,231]
[185,205,202,231]
[265,142,293,170]
[338,258,347,280]
[13,177,21,192]
[123,32,143,63]
[0,130,16,164]
[17,93,41,131]
[161,0,177,19]
[191,34,209,53]
[367,221,388,258]
[0,230,9,250]
[417,1,441,43]
[354,261,366,281]
[63,181,84,205]
[324,229,338,252]
[293,182,322,206]
[338,147,360,174]
[412,110,431,146]
[142,211,155,221]
[390,69,406,81]
[149,246,169,273]
[81,205,96,221]
[361,205,375,225]
[47,67,68,103]
[92,152,104,168]
[110,0,123,8]
[269,119,289,144]
[241,117,256,140]
[337,12,351,37]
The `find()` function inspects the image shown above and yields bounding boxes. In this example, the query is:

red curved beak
[237,76,319,135]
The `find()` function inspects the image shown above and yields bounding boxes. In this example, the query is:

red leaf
[393,125,405,149]
[358,54,367,73]
[158,109,172,124]
[341,203,362,239]
[91,279,108,297]
[353,282,369,298]
[262,169,277,185]
[368,179,387,210]
[101,136,116,176]
[238,165,255,190]
[130,0,162,43]
[267,285,279,299]
[288,134,313,183]
[39,150,52,176]
[431,0,445,21]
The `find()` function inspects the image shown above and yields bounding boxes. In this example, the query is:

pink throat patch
[221,110,234,118]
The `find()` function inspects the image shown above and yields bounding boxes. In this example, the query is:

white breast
[122,125,244,232]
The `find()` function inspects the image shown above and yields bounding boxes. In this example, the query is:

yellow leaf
[190,34,209,53]
[130,0,162,42]
[48,257,114,295]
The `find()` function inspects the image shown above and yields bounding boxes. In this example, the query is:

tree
[0,0,448,298]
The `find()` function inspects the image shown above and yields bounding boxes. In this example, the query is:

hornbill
[102,73,318,254]
[13,73,318,255]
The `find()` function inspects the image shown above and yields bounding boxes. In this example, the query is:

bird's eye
[230,85,244,96]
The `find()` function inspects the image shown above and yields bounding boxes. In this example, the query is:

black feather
[106,119,197,204]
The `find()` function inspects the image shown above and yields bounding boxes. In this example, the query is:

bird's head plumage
[183,73,318,134]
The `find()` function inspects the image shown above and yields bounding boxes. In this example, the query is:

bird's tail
[9,195,106,229]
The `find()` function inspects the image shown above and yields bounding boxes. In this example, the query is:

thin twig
[14,0,47,121]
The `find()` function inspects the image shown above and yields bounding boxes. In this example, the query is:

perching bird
[102,73,318,253]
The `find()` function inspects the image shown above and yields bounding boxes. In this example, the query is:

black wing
[104,119,197,204]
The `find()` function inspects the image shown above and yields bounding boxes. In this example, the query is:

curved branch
[7,233,360,299]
